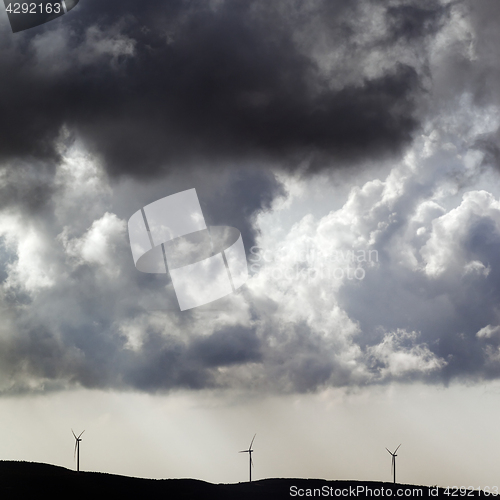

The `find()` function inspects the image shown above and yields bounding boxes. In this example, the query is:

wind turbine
[239,434,256,482]
[386,444,401,484]
[72,429,85,472]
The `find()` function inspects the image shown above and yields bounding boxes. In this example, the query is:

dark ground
[0,461,484,499]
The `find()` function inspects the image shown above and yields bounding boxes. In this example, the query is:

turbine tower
[72,429,85,472]
[386,444,401,484]
[239,434,256,482]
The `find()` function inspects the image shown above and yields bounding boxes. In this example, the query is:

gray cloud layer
[1,0,500,395]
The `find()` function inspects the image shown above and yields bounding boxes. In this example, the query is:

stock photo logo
[128,189,248,312]
[3,0,79,33]
[249,244,378,283]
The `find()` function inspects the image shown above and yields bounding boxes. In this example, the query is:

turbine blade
[386,448,392,455]
[239,450,249,453]
[78,430,85,439]
[74,441,77,458]
[72,429,77,439]
[394,444,401,454]
[250,456,254,468]
[249,434,256,449]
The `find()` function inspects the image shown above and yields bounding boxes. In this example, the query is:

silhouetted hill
[0,461,482,499]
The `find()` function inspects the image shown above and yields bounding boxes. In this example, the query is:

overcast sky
[0,0,500,488]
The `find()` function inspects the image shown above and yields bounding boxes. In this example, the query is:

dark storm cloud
[187,325,261,368]
[3,0,500,396]
[0,286,263,394]
[0,160,56,215]
[200,169,286,254]
[0,0,431,178]
[385,1,453,43]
